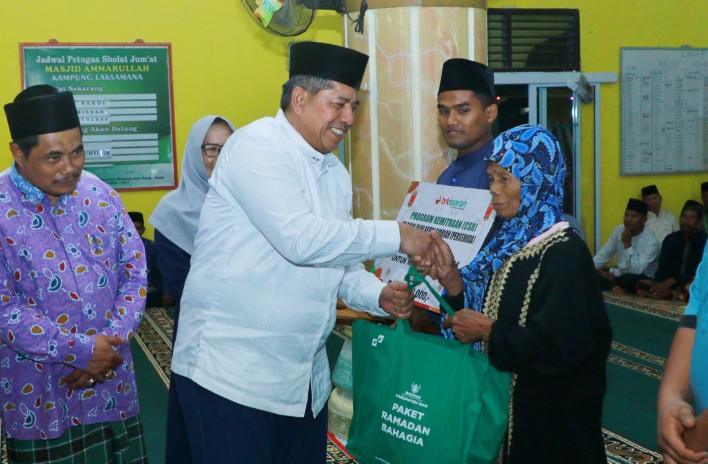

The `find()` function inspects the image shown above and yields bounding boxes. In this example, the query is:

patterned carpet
[135,305,666,463]
[134,307,357,461]
[603,291,686,320]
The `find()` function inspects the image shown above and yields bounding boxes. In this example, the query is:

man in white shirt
[594,198,660,294]
[167,42,434,463]
[642,184,678,245]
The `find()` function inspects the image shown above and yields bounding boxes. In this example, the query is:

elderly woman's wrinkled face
[487,162,521,220]
[201,122,234,178]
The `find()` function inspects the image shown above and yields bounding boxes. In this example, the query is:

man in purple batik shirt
[0,85,148,462]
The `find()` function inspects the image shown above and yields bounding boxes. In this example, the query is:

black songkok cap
[289,42,369,90]
[626,198,648,215]
[641,184,659,197]
[702,182,708,193]
[4,85,80,140]
[438,58,495,99]
[128,211,144,223]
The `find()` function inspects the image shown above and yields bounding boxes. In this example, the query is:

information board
[373,182,496,313]
[22,42,177,190]
[620,47,707,175]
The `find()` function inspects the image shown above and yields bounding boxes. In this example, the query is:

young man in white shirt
[594,198,660,294]
[642,184,678,245]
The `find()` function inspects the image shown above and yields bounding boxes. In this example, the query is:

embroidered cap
[289,42,369,90]
[4,84,80,140]
[438,58,495,99]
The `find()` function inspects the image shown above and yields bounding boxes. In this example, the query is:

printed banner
[373,181,496,313]
[21,43,177,190]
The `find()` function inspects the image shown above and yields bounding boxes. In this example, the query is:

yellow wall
[0,0,341,238]
[1,0,706,246]
[488,0,707,250]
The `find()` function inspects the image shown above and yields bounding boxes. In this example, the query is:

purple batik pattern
[0,165,146,440]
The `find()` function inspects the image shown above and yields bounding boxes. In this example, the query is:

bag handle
[403,265,455,317]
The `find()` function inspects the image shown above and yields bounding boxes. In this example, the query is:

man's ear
[9,142,26,169]
[290,86,309,116]
[485,103,499,124]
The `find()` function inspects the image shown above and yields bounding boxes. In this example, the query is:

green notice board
[22,43,177,190]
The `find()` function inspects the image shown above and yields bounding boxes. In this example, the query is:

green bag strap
[403,265,456,317]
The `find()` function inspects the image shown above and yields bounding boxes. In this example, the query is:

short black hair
[280,75,335,111]
[11,135,40,158]
[682,200,704,220]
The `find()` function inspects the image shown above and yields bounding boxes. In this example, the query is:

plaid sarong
[5,415,148,464]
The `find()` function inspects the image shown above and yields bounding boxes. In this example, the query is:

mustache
[55,174,81,183]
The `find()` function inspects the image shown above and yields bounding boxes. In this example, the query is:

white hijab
[149,115,236,254]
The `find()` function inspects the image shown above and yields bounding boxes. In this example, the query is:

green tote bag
[347,267,511,464]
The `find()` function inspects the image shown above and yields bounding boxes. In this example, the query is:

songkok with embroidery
[4,84,80,140]
[626,198,648,216]
[289,42,369,90]
[641,185,659,197]
[438,58,495,99]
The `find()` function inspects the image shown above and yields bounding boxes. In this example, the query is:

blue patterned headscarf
[460,124,566,315]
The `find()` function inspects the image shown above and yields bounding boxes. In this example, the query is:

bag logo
[411,383,421,394]
[372,335,384,347]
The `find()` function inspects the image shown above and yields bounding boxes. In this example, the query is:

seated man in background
[637,200,707,300]
[642,184,678,246]
[594,198,660,294]
[130,211,164,307]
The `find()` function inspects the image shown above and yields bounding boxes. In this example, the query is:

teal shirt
[685,244,708,413]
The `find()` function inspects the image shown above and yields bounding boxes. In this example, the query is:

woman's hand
[429,231,464,295]
[442,309,494,344]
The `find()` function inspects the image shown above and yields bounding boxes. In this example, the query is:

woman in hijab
[149,115,236,337]
[430,125,612,463]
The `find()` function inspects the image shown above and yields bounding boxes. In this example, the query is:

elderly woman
[149,115,236,336]
[431,125,612,463]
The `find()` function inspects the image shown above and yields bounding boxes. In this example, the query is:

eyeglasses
[201,143,224,158]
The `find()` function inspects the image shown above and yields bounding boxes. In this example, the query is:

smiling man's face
[295,81,360,154]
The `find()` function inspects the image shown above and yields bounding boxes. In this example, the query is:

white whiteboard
[621,47,707,175]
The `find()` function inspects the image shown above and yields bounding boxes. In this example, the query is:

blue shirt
[685,244,708,414]
[436,140,493,189]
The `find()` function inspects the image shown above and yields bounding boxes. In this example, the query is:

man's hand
[399,223,434,274]
[621,228,633,249]
[83,335,126,380]
[597,268,615,282]
[65,368,96,390]
[652,279,677,300]
[442,309,493,344]
[658,400,708,464]
[379,281,414,319]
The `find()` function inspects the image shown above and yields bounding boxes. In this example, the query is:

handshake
[377,225,462,320]
[398,223,459,287]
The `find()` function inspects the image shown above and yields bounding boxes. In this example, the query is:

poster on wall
[372,182,496,313]
[21,42,177,190]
